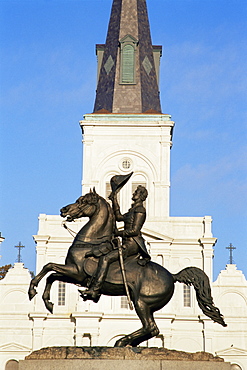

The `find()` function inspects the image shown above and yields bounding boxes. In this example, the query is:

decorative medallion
[119,158,133,172]
[142,55,152,76]
[104,55,114,75]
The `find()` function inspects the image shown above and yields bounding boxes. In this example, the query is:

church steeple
[93,0,162,114]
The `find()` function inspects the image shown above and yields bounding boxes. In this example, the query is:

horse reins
[62,221,77,237]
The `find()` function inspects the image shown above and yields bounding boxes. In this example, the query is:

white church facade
[0,1,246,369]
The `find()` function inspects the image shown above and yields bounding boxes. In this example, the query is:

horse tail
[172,267,227,327]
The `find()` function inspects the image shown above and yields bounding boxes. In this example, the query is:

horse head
[60,188,100,222]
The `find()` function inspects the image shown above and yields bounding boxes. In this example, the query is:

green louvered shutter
[122,45,135,83]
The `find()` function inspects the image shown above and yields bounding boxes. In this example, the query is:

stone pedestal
[19,347,231,370]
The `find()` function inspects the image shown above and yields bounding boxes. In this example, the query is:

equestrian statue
[28,172,226,347]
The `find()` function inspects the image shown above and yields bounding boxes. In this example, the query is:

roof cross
[15,241,25,263]
[226,243,236,264]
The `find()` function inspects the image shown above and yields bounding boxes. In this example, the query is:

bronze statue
[81,181,150,303]
[28,174,226,347]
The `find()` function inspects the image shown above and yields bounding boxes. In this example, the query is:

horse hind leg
[115,298,159,347]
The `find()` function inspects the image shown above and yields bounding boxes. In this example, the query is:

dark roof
[93,0,162,114]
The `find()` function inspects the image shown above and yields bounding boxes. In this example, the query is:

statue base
[19,346,231,370]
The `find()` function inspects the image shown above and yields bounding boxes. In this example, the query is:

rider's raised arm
[111,194,124,222]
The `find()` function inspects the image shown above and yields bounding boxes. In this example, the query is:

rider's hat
[110,172,133,194]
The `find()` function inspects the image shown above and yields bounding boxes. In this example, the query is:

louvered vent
[122,45,135,83]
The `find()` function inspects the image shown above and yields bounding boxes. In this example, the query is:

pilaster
[199,235,217,281]
[33,234,50,273]
[29,313,48,351]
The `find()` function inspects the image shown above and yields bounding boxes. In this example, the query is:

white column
[199,237,217,280]
[30,314,47,351]
[82,125,94,194]
[33,234,50,273]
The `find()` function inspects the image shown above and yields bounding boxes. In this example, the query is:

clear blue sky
[0,0,246,280]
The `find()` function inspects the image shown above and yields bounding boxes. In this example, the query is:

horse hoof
[45,301,54,314]
[78,289,88,300]
[28,288,37,301]
[78,289,100,303]
[114,337,131,347]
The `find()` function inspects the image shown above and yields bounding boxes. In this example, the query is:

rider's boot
[80,280,103,303]
[137,256,151,266]
[80,257,109,303]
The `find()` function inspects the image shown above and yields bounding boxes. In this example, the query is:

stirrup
[137,257,150,266]
[78,288,101,303]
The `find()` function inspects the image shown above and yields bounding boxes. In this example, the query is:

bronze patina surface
[28,174,226,347]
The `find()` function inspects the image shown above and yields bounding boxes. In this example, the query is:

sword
[109,173,134,310]
[116,238,133,310]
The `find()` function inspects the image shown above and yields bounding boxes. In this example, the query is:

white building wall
[81,113,174,217]
[1,112,246,369]
[0,218,246,369]
[0,263,33,369]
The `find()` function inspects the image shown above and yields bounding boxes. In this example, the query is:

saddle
[83,255,143,285]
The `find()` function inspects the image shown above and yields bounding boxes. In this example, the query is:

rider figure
[82,185,150,302]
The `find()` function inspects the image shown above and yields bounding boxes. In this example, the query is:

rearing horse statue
[28,188,226,347]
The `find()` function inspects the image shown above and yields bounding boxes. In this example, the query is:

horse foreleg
[42,273,58,313]
[28,263,53,300]
[42,273,65,313]
[28,262,79,301]
[114,298,159,347]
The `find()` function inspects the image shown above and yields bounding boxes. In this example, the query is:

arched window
[5,360,19,370]
[183,284,191,307]
[120,296,129,309]
[122,45,135,83]
[58,281,66,306]
[120,34,138,84]
[156,255,164,266]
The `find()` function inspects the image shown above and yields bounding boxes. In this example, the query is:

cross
[226,243,236,264]
[15,241,25,263]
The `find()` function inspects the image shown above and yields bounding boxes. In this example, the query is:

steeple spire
[94,0,162,114]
